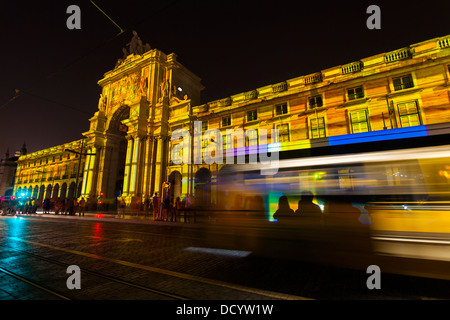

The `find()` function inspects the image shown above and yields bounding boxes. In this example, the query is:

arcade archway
[194,167,211,206]
[105,105,130,200]
[168,170,182,200]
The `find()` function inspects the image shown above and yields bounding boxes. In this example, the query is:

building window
[245,129,258,146]
[276,124,290,142]
[393,74,414,91]
[275,103,288,116]
[222,115,231,127]
[349,110,369,133]
[309,95,323,109]
[202,121,208,132]
[397,101,421,127]
[223,133,230,150]
[310,117,326,139]
[347,86,364,100]
[247,110,258,122]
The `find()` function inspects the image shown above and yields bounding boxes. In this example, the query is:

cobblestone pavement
[0,212,449,303]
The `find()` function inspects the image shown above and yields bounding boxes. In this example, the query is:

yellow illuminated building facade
[14,35,450,210]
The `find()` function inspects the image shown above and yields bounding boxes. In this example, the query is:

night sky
[1,0,449,156]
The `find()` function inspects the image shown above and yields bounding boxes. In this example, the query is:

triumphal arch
[81,39,204,208]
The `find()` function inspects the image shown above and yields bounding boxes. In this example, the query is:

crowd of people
[48,197,87,216]
[273,191,367,227]
[1,190,369,227]
[148,193,194,222]
[0,197,87,216]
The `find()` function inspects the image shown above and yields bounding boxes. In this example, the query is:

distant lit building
[1,144,26,198]
[13,140,85,204]
[13,34,450,209]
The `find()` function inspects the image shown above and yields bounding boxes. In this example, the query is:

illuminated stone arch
[60,183,67,199]
[45,184,52,199]
[106,105,130,135]
[102,104,131,200]
[68,182,76,199]
[38,185,45,201]
[52,184,59,200]
[168,170,182,200]
[33,185,39,198]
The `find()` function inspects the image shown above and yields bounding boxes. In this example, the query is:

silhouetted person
[162,196,170,221]
[273,195,294,221]
[295,191,322,217]
[43,198,51,214]
[152,193,160,221]
[67,198,74,215]
[79,197,86,216]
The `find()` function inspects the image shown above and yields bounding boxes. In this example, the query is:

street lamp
[65,139,96,199]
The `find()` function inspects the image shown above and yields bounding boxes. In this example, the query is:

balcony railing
[341,61,363,74]
[438,37,450,49]
[384,48,411,63]
[244,90,258,100]
[305,72,322,84]
[218,98,232,107]
[272,82,287,93]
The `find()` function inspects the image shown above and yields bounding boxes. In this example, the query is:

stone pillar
[142,136,154,198]
[81,148,92,197]
[122,137,134,196]
[85,147,97,198]
[154,137,163,195]
[129,135,141,195]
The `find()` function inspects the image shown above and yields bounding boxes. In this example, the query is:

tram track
[0,241,306,300]
[0,265,72,300]
[0,245,191,300]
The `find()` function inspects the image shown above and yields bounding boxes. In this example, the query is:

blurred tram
[210,123,450,280]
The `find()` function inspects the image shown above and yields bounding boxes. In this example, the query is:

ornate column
[122,136,134,196]
[85,146,97,198]
[128,135,141,195]
[81,148,92,197]
[142,136,155,198]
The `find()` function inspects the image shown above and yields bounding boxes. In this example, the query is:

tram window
[338,169,354,189]
[350,110,369,133]
[397,101,421,127]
